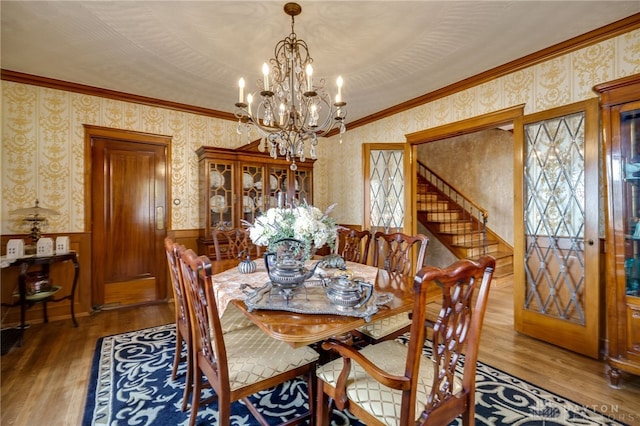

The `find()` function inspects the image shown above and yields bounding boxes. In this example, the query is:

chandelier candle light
[234,2,347,170]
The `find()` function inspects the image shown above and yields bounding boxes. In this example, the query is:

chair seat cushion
[356,313,412,339]
[316,340,461,426]
[225,326,319,391]
[220,303,255,334]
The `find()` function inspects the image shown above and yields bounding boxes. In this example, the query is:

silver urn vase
[237,257,256,274]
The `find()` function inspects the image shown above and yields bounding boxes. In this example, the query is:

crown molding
[3,13,639,131]
[0,70,235,121]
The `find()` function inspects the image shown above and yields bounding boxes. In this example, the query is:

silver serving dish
[243,280,379,322]
[264,238,321,289]
[323,275,373,310]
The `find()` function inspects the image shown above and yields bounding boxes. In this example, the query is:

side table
[1,251,79,346]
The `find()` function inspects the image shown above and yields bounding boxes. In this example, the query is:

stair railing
[417,160,489,256]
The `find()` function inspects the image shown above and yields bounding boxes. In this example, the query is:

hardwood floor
[1,283,639,425]
[477,284,640,426]
[1,304,174,425]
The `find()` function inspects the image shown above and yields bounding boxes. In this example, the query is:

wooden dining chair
[354,231,429,344]
[334,226,372,264]
[178,247,319,426]
[164,237,193,411]
[212,227,262,261]
[316,256,496,426]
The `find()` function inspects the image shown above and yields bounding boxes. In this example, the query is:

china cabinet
[596,74,640,386]
[197,143,314,257]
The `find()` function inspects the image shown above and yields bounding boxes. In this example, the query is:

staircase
[416,163,513,282]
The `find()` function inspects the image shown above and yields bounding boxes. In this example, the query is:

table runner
[210,259,379,317]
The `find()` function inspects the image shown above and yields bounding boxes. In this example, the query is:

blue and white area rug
[83,324,627,426]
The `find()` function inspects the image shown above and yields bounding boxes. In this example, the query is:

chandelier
[234,2,347,170]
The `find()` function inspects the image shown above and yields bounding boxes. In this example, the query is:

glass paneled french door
[363,144,412,234]
[515,99,601,358]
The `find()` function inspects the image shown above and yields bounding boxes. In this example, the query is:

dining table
[209,257,417,349]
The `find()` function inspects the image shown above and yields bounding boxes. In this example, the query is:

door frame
[83,125,172,306]
[405,105,525,240]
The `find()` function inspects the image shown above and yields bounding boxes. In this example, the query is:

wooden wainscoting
[1,228,232,327]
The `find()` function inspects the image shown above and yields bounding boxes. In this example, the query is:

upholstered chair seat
[224,325,319,390]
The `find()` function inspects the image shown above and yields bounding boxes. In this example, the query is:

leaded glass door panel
[363,144,410,234]
[515,99,601,358]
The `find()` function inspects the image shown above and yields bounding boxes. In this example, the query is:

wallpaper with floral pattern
[2,29,639,234]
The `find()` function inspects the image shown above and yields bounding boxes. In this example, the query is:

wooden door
[515,99,601,358]
[87,127,170,308]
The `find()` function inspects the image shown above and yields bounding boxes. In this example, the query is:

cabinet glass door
[621,104,640,298]
[241,163,264,222]
[209,162,233,229]
[266,165,288,209]
[293,169,312,204]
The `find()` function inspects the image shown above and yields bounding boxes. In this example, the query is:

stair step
[442,232,486,245]
[427,211,461,221]
[490,271,513,288]
[455,241,499,257]
[416,192,440,203]
[417,201,450,211]
[417,184,435,193]
[490,251,513,267]
[436,222,473,233]
[493,264,513,277]
[416,171,514,276]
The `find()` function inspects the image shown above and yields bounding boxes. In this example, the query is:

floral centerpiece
[244,201,338,260]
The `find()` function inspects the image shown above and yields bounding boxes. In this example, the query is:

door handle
[156,206,164,230]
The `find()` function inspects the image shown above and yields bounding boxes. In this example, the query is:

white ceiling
[2,1,639,123]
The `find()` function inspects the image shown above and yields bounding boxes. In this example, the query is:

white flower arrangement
[244,201,338,259]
